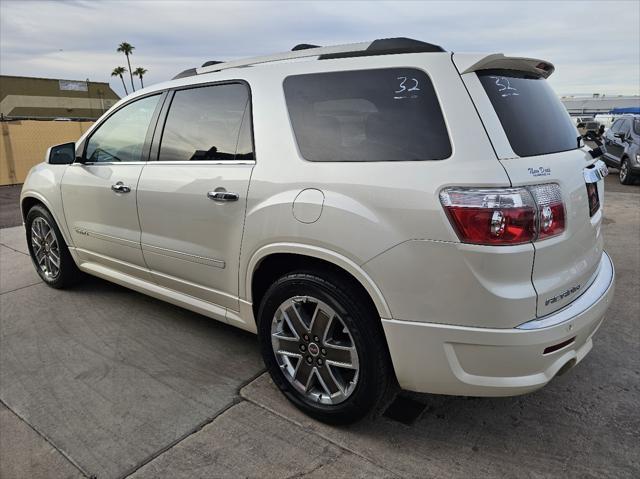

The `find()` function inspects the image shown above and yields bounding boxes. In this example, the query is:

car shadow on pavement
[0,271,265,479]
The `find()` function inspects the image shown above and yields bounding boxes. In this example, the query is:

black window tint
[633,119,640,135]
[159,83,251,162]
[478,70,578,157]
[283,68,451,162]
[85,94,160,163]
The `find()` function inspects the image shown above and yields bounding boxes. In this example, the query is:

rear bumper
[382,251,615,396]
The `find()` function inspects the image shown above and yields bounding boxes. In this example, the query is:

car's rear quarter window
[283,68,451,162]
[478,70,578,157]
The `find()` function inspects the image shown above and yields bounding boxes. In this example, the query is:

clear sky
[1,0,639,98]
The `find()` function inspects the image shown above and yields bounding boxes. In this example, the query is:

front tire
[26,205,81,289]
[257,271,394,424]
[619,158,634,185]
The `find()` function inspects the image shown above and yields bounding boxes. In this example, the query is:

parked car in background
[603,115,640,184]
[579,120,602,140]
[572,116,594,127]
[20,38,615,423]
[595,114,617,130]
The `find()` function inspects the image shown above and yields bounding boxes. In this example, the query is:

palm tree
[117,42,135,92]
[111,67,128,95]
[133,67,147,89]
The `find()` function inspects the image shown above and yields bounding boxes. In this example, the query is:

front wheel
[257,271,394,424]
[619,158,633,185]
[26,205,81,288]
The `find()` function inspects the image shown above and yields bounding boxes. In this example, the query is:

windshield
[478,70,578,157]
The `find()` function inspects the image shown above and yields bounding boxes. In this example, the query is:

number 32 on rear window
[394,76,420,99]
[490,76,519,97]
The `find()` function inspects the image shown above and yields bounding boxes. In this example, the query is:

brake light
[439,184,565,245]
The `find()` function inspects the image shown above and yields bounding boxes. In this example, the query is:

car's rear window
[478,70,578,157]
[283,68,451,162]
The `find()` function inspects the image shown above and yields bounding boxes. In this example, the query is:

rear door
[457,63,605,317]
[136,82,254,311]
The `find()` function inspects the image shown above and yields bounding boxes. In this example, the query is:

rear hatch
[454,54,605,317]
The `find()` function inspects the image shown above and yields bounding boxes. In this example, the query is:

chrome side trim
[74,228,140,249]
[142,243,226,269]
[70,162,147,166]
[517,252,614,330]
[72,160,255,166]
[78,260,229,325]
[145,160,256,166]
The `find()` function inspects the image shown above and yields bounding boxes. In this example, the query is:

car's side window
[85,94,161,163]
[158,83,252,162]
[619,120,631,136]
[609,119,623,133]
[283,68,451,162]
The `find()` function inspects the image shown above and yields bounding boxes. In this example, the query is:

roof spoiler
[455,53,555,79]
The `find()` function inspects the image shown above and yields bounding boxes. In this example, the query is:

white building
[561,95,640,116]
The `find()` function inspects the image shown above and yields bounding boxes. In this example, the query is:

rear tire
[25,205,81,289]
[619,158,633,185]
[257,270,394,424]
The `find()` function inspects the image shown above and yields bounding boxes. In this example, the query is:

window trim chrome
[144,160,256,166]
[73,160,256,166]
[151,79,257,164]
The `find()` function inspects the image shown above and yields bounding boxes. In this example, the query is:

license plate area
[586,182,600,217]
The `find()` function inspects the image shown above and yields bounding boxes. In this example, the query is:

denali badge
[528,167,551,177]
[545,285,581,306]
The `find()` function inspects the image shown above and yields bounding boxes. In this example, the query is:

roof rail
[292,44,321,51]
[172,68,198,80]
[191,37,445,76]
[201,60,223,67]
[319,37,444,60]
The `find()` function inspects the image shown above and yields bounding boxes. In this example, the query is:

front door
[61,94,163,277]
[604,118,627,164]
[136,82,254,311]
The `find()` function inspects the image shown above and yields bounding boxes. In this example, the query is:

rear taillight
[439,184,565,246]
[529,184,565,239]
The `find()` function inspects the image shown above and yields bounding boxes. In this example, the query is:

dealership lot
[1,180,638,478]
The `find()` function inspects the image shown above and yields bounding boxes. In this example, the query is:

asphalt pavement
[0,183,638,478]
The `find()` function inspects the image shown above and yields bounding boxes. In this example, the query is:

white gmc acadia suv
[20,38,615,423]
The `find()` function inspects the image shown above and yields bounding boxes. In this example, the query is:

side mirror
[47,142,76,165]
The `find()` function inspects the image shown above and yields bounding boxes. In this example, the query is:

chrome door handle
[207,191,239,202]
[111,182,131,193]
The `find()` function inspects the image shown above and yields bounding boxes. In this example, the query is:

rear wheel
[619,158,633,185]
[26,205,81,288]
[257,271,394,424]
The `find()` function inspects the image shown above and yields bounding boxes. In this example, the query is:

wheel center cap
[308,342,320,357]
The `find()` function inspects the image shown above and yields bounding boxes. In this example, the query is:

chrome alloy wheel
[30,217,61,280]
[271,296,359,405]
